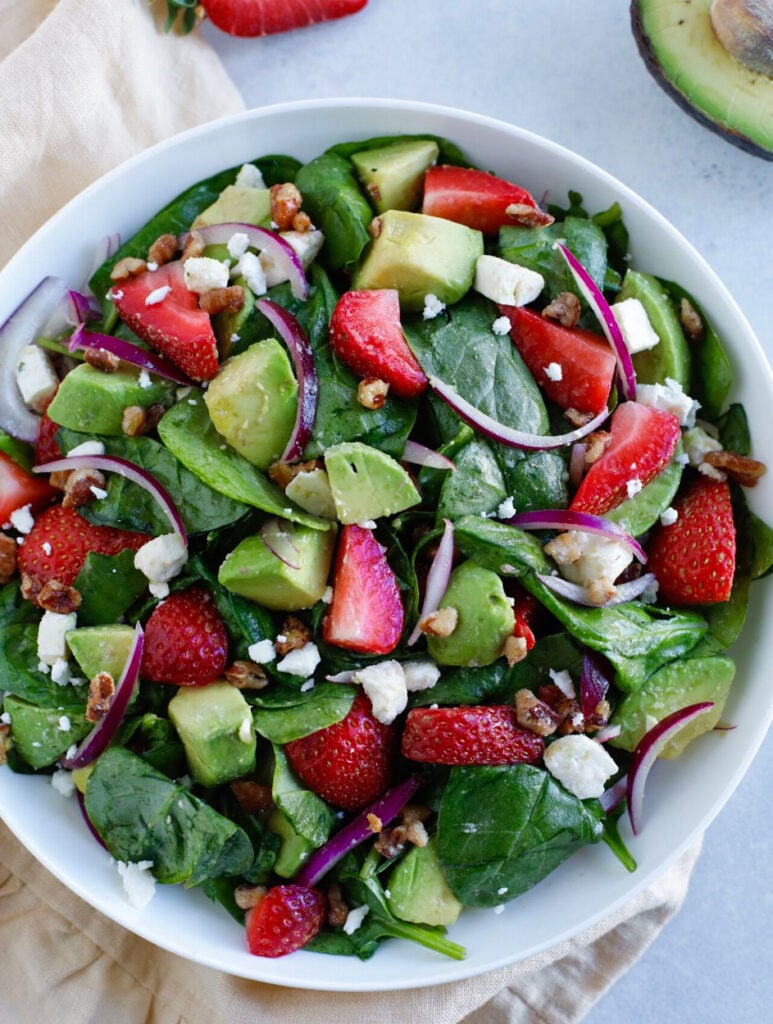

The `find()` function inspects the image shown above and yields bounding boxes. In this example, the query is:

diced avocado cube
[46,363,173,436]
[268,808,316,878]
[218,518,336,611]
[352,210,483,310]
[388,836,463,926]
[192,185,271,229]
[167,681,256,787]
[66,624,136,680]
[4,695,90,770]
[351,138,439,213]
[427,560,515,667]
[324,441,420,524]
[212,274,260,358]
[618,269,691,389]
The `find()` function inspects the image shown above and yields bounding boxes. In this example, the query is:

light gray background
[205,2,772,1019]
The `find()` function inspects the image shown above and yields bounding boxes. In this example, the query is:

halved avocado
[631,0,773,159]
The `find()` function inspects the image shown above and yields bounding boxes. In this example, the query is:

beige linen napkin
[0,2,702,1021]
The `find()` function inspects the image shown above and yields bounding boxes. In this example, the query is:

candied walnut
[234,883,267,911]
[122,404,164,437]
[367,813,383,833]
[419,606,458,638]
[374,819,429,859]
[584,431,613,466]
[148,233,179,266]
[198,285,245,315]
[357,377,389,409]
[292,211,313,233]
[0,724,10,766]
[544,532,583,565]
[703,449,767,487]
[86,671,115,723]
[679,297,704,343]
[504,634,528,666]
[327,882,349,928]
[230,780,275,814]
[542,291,581,328]
[110,256,147,282]
[270,182,303,231]
[538,685,586,735]
[37,579,81,614]
[224,660,269,690]
[20,573,44,603]
[505,202,551,227]
[275,616,312,656]
[267,458,320,490]
[585,698,611,732]
[586,576,617,607]
[83,347,120,373]
[49,469,71,491]
[369,216,383,239]
[62,467,106,509]
[181,230,205,262]
[0,534,18,585]
[564,407,594,427]
[514,688,560,737]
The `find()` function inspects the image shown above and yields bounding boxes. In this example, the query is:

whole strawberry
[401,705,545,766]
[245,884,327,958]
[141,585,229,685]
[163,0,367,37]
[18,504,147,593]
[646,473,736,605]
[285,691,398,810]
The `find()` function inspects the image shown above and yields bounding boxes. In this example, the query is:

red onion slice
[408,518,455,645]
[555,243,637,401]
[68,325,196,386]
[401,440,456,472]
[626,702,715,834]
[294,775,421,888]
[256,298,318,463]
[428,375,609,451]
[569,443,587,489]
[593,724,622,744]
[508,509,647,563]
[580,649,611,718]
[34,454,187,543]
[184,222,308,300]
[536,571,656,607]
[62,623,144,769]
[599,773,628,813]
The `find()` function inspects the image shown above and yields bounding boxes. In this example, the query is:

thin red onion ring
[294,775,421,888]
[428,375,609,451]
[508,509,647,563]
[401,440,456,472]
[68,325,196,386]
[256,298,318,463]
[555,242,637,401]
[569,443,587,489]
[408,518,455,645]
[183,222,308,300]
[593,724,622,744]
[599,773,628,813]
[580,649,611,719]
[34,454,187,543]
[61,623,144,769]
[536,571,656,607]
[627,702,715,834]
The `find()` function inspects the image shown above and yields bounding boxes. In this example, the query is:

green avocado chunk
[66,624,136,681]
[388,836,463,926]
[46,363,173,435]
[168,681,256,787]
[427,560,515,667]
[192,184,271,228]
[324,441,420,523]
[617,269,691,389]
[352,210,483,310]
[4,695,90,769]
[268,808,316,878]
[351,138,440,213]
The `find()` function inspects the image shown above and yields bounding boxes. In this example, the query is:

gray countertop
[206,1,772,1018]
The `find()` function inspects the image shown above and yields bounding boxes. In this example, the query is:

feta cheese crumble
[15,344,59,413]
[636,377,699,427]
[134,532,188,588]
[226,231,250,260]
[492,315,511,336]
[626,477,643,499]
[50,769,76,798]
[68,440,105,457]
[343,904,370,935]
[144,284,172,306]
[496,496,517,519]
[235,163,266,189]
[276,642,321,677]
[9,504,35,535]
[183,256,229,295]
[402,660,441,693]
[137,368,153,390]
[660,506,679,527]
[422,293,446,319]
[116,860,156,910]
[474,254,544,306]
[247,639,276,664]
[353,660,407,724]
[233,251,267,295]
[37,610,77,666]
[611,297,660,354]
[544,734,618,799]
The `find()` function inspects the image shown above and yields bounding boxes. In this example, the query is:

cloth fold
[0,1,703,1021]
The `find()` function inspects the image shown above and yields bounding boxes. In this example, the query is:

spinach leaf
[437,764,604,906]
[253,685,354,743]
[272,746,336,847]
[604,456,683,538]
[294,152,373,271]
[437,438,507,520]
[751,511,773,580]
[73,550,148,625]
[0,621,89,708]
[717,402,751,456]
[84,747,253,885]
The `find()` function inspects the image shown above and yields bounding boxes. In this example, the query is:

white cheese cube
[234,251,267,295]
[636,377,699,427]
[260,230,325,288]
[37,610,77,666]
[474,255,544,307]
[134,533,188,585]
[402,660,441,692]
[116,860,156,910]
[611,297,660,354]
[15,344,59,413]
[183,256,229,295]
[548,531,634,590]
[235,163,267,189]
[354,660,408,724]
[276,642,321,677]
[544,734,618,799]
[247,639,276,664]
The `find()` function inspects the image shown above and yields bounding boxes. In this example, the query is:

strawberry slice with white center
[112,261,219,382]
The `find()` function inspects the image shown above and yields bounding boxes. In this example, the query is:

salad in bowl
[0,100,771,989]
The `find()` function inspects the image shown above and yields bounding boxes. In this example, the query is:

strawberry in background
[162,0,367,37]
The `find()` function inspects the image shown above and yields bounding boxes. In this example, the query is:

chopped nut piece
[234,883,267,911]
[148,233,179,266]
[275,616,312,656]
[401,803,432,825]
[357,377,389,409]
[270,182,303,231]
[679,297,704,342]
[0,724,10,765]
[514,688,560,736]
[181,230,205,262]
[37,579,81,614]
[585,698,611,732]
[62,467,106,509]
[86,671,115,723]
[327,882,350,928]
[0,534,17,585]
[224,660,269,690]
[544,532,584,565]
[83,347,120,373]
[369,216,383,239]
[503,634,528,666]
[564,407,594,427]
[230,780,274,814]
[121,404,165,437]
[198,285,245,315]
[49,470,71,491]
[367,813,383,833]
[374,819,429,859]
[542,291,581,328]
[292,211,313,233]
[505,202,550,227]
[418,606,458,638]
[584,431,613,466]
[586,576,617,607]
[110,256,147,282]
[703,449,767,487]
[538,685,587,735]
[267,459,320,490]
[20,573,44,603]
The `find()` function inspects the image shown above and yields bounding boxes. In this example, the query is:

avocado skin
[631,0,773,160]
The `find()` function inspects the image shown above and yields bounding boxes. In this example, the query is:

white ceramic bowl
[1,98,772,992]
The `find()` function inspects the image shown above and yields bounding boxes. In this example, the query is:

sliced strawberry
[141,585,229,686]
[112,261,219,382]
[34,408,63,465]
[511,588,540,652]
[201,0,367,37]
[499,305,616,417]
[245,884,327,958]
[421,165,553,234]
[17,504,147,591]
[285,691,397,810]
[401,705,545,766]
[323,525,404,654]
[646,474,736,605]
[0,452,56,527]
[329,289,427,399]
[569,401,681,516]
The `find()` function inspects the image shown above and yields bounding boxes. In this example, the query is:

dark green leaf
[73,549,148,625]
[294,152,373,271]
[254,685,354,743]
